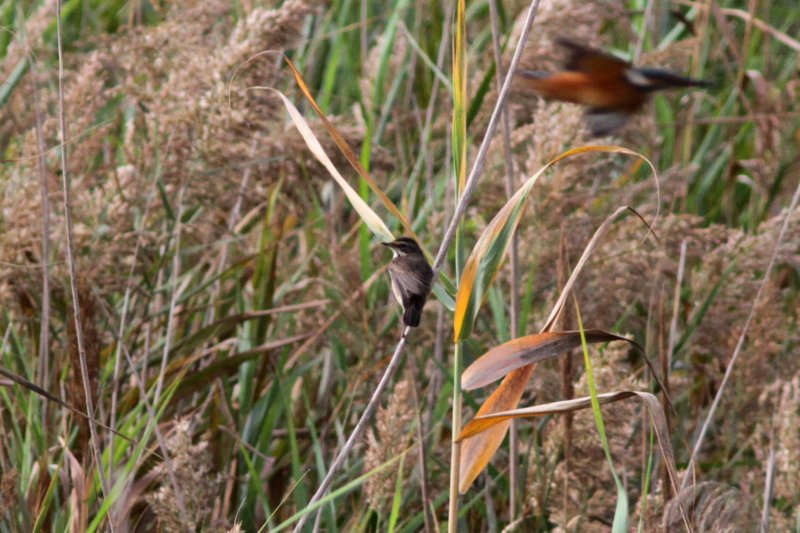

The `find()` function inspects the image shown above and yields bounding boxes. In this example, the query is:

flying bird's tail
[629,67,712,91]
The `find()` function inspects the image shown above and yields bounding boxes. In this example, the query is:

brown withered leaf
[461,330,636,390]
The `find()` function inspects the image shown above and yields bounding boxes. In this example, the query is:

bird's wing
[556,38,630,75]
[388,260,432,300]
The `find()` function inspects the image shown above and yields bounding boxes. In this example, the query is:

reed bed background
[0,0,799,531]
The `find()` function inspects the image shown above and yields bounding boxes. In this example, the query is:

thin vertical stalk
[443,0,540,528]
[447,341,464,533]
[109,167,159,484]
[633,0,655,62]
[667,239,688,367]
[488,0,521,518]
[405,363,433,533]
[657,283,671,504]
[425,127,455,443]
[205,137,258,328]
[153,183,186,406]
[25,24,51,428]
[360,0,367,69]
[430,0,541,275]
[144,179,190,520]
[54,0,111,514]
[556,230,574,522]
[406,0,455,194]
[483,471,498,532]
[679,0,711,169]
[448,0,467,526]
[682,180,800,490]
[760,446,775,533]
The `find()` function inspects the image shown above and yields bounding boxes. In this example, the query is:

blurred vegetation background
[0,0,798,531]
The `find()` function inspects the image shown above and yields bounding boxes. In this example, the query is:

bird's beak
[382,241,395,249]
[519,70,549,80]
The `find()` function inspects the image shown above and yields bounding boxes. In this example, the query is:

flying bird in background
[382,237,434,329]
[519,38,711,136]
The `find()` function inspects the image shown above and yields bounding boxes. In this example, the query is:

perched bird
[519,38,711,136]
[382,237,434,328]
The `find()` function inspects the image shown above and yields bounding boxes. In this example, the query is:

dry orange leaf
[458,364,535,493]
[461,330,635,391]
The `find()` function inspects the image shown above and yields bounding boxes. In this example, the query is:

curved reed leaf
[458,364,535,493]
[458,391,636,440]
[458,201,656,493]
[281,57,417,240]
[271,89,395,242]
[453,146,659,342]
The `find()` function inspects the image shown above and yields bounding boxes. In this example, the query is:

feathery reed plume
[145,419,217,532]
[663,482,759,531]
[364,377,416,514]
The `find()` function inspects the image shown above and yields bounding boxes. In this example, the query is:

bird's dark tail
[633,67,712,91]
[403,297,424,327]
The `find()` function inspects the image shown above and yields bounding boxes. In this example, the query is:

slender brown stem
[488,0,522,518]
[667,240,688,368]
[54,0,111,518]
[24,19,51,430]
[108,160,159,486]
[760,446,775,533]
[405,362,433,533]
[154,182,186,406]
[682,180,800,490]
[658,284,672,503]
[556,229,574,522]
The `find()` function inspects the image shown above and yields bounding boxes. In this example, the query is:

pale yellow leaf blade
[281,56,417,240]
[272,89,394,242]
[458,391,637,440]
